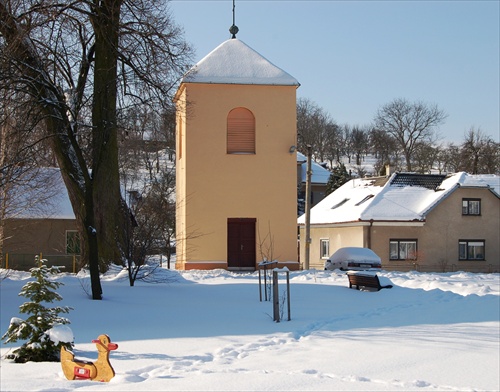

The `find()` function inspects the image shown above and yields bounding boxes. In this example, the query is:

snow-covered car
[324,247,382,271]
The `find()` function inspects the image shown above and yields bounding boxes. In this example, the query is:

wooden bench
[347,272,393,291]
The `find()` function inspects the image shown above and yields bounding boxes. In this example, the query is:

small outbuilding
[1,168,80,271]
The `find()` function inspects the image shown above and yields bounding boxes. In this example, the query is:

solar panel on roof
[390,173,446,190]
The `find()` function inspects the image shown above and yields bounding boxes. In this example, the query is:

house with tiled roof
[298,172,500,272]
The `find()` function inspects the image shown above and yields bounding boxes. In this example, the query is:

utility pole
[304,145,312,270]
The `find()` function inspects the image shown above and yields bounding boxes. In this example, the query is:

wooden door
[227,218,256,270]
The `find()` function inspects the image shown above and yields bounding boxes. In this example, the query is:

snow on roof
[297,177,383,224]
[298,172,500,225]
[296,152,331,185]
[458,173,500,196]
[5,167,75,220]
[182,38,299,86]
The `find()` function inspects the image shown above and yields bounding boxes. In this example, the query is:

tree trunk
[405,150,412,172]
[90,1,127,268]
[0,1,129,300]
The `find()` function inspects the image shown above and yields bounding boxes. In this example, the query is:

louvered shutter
[227,108,255,154]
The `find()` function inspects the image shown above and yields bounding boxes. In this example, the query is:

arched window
[227,107,255,154]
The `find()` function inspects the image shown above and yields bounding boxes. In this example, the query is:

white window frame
[320,239,330,259]
[462,199,481,215]
[389,239,417,260]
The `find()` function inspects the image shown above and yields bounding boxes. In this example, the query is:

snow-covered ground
[1,266,499,391]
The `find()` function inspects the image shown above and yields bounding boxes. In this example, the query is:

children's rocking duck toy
[61,334,118,382]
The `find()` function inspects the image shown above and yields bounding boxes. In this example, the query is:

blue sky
[170,1,499,144]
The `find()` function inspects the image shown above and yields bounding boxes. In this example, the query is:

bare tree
[478,139,500,175]
[437,142,461,174]
[322,121,341,168]
[123,164,176,286]
[350,125,370,166]
[119,105,176,286]
[0,1,192,299]
[313,112,336,163]
[374,98,447,171]
[412,142,439,174]
[257,221,277,263]
[296,98,337,162]
[0,92,55,189]
[0,90,59,263]
[369,127,397,175]
[340,124,353,164]
[296,98,319,153]
[460,128,499,174]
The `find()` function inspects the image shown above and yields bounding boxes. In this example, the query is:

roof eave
[173,82,186,103]
[458,183,500,198]
[180,79,300,87]
[298,219,426,228]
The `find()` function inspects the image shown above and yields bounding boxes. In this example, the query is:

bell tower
[174,8,300,270]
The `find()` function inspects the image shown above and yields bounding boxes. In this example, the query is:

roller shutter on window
[227,107,255,154]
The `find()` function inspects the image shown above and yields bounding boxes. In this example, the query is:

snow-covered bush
[1,257,73,363]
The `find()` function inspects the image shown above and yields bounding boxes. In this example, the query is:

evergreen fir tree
[1,257,73,363]
[325,162,352,196]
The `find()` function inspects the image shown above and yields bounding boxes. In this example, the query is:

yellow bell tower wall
[175,83,298,270]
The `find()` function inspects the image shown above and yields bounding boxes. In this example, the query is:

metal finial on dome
[229,24,239,38]
[229,0,238,38]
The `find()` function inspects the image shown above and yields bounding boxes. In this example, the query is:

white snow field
[1,266,499,391]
